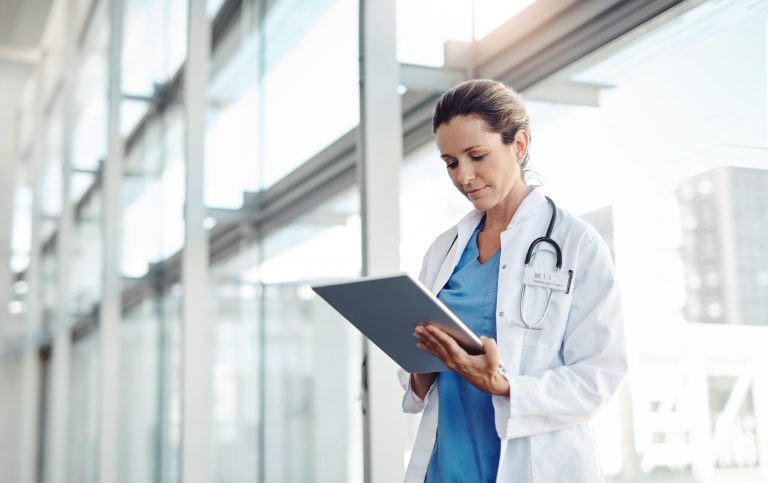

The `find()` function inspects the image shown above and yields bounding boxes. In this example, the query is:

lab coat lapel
[429,210,484,295]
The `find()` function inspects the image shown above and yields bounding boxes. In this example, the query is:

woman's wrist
[488,372,510,397]
[411,372,437,400]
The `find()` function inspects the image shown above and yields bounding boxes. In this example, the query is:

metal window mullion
[18,57,47,483]
[48,0,80,480]
[357,0,405,482]
[180,1,212,483]
[97,0,125,482]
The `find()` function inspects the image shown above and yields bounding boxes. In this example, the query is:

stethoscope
[442,195,562,331]
[518,196,561,330]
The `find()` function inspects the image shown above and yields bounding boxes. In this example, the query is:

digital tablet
[311,273,484,373]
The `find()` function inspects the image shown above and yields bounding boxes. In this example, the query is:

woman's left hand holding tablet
[414,324,510,397]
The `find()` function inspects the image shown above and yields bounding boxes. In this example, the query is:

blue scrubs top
[425,216,501,483]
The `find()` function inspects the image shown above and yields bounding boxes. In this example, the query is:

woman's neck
[484,184,532,231]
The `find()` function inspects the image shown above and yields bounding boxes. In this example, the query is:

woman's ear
[514,130,530,162]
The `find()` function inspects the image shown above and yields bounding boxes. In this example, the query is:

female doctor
[399,79,627,483]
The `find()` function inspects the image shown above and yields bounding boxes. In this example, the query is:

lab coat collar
[455,185,549,236]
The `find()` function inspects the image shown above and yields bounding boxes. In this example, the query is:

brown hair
[432,79,531,168]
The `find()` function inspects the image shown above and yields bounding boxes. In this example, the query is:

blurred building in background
[0,0,767,483]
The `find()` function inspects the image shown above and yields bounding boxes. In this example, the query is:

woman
[399,79,627,483]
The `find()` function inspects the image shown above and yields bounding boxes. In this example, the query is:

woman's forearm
[410,372,437,400]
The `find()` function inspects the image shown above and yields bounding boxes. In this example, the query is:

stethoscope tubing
[440,196,563,331]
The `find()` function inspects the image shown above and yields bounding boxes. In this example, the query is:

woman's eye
[447,161,458,169]
[470,154,486,161]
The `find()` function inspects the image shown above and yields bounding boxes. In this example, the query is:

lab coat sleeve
[397,250,437,414]
[494,235,628,439]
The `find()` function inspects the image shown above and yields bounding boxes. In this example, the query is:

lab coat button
[498,311,504,317]
[501,264,507,269]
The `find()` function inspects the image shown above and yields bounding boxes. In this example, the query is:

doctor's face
[435,115,527,212]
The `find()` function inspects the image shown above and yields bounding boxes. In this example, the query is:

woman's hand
[414,323,510,396]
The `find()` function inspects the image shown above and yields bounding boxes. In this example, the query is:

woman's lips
[466,186,487,199]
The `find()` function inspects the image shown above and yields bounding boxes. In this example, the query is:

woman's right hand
[410,372,437,400]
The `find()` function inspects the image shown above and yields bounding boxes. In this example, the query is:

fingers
[414,325,439,356]
[415,324,468,370]
[481,336,500,364]
[426,325,464,358]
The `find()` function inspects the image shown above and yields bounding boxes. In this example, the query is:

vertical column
[98,0,125,482]
[357,0,405,482]
[48,0,78,481]
[181,1,211,482]
[0,118,18,319]
[18,61,45,483]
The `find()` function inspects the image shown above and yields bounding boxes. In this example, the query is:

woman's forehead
[435,116,499,153]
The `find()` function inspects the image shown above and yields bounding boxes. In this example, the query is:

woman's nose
[456,162,475,185]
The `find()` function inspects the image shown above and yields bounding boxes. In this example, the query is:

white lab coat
[399,187,627,483]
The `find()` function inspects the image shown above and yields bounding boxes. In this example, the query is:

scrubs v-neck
[425,217,501,483]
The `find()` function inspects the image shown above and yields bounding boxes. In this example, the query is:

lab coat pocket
[519,287,571,352]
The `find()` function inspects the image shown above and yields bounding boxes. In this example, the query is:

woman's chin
[469,198,494,211]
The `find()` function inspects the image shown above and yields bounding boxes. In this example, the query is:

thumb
[480,336,499,363]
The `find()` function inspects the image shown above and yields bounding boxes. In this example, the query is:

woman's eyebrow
[440,145,483,159]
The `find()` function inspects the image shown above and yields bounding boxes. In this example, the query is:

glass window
[396,0,472,67]
[67,330,100,483]
[260,188,362,482]
[121,106,186,278]
[208,242,262,483]
[119,290,182,483]
[68,2,108,316]
[398,0,768,479]
[121,0,188,136]
[10,166,33,275]
[206,9,261,209]
[261,0,359,188]
[40,96,64,242]
[395,0,538,66]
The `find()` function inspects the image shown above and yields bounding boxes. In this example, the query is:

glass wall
[119,299,163,483]
[66,330,100,483]
[260,188,363,483]
[5,0,767,483]
[68,0,109,317]
[399,0,768,480]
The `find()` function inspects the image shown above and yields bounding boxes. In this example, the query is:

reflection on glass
[71,0,108,176]
[67,330,100,483]
[399,143,475,274]
[262,0,359,188]
[259,188,363,482]
[208,242,262,483]
[206,13,261,209]
[396,0,472,67]
[121,0,188,135]
[41,96,64,242]
[399,0,768,480]
[119,295,181,483]
[10,175,33,274]
[69,190,103,316]
[121,107,186,278]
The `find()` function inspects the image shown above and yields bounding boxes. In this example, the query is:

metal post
[97,0,125,481]
[357,0,405,481]
[47,0,79,480]
[0,117,19,322]
[181,1,212,482]
[18,59,45,483]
